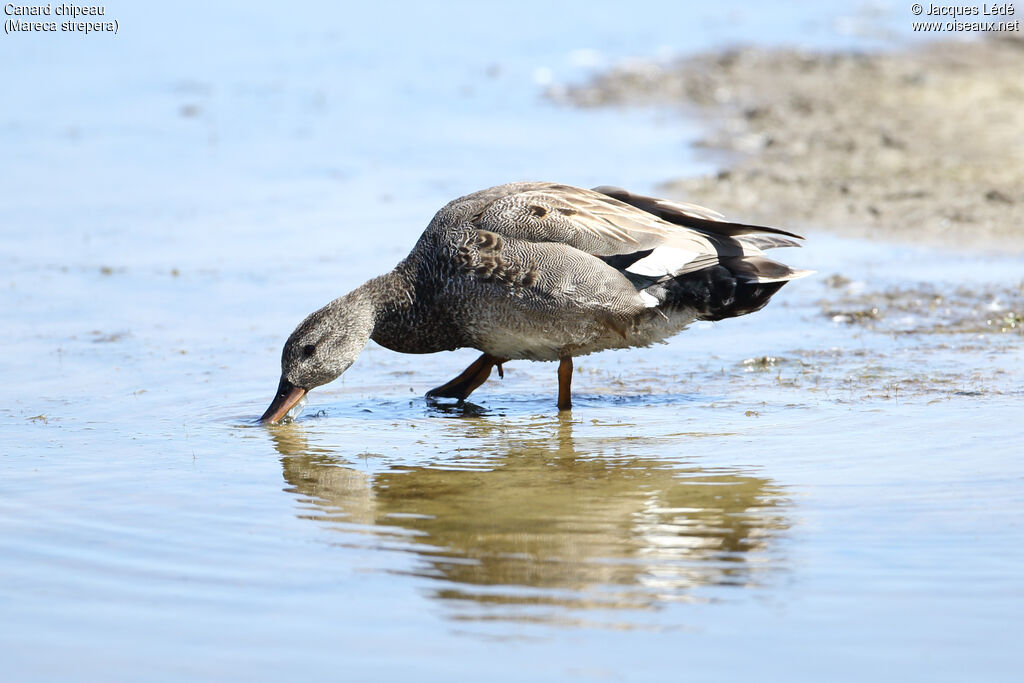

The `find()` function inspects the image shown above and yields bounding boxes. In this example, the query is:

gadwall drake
[261,182,810,422]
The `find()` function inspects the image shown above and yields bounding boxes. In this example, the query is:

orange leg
[557,357,573,411]
[427,353,506,401]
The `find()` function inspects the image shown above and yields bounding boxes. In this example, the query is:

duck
[260,182,810,423]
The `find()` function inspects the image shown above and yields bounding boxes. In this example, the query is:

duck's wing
[471,182,810,284]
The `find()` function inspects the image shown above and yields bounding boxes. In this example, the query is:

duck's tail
[622,234,812,321]
[647,264,788,321]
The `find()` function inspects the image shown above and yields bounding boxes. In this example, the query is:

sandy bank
[555,36,1024,252]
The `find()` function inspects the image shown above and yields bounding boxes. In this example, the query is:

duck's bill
[260,378,309,424]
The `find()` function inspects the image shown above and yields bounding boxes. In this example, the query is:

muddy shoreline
[552,35,1024,400]
[553,36,1024,252]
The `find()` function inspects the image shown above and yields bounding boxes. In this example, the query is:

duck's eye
[302,344,316,358]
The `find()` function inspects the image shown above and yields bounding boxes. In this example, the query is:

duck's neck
[358,264,458,354]
[353,266,414,318]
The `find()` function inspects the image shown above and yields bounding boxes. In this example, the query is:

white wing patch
[625,246,702,278]
[638,290,660,308]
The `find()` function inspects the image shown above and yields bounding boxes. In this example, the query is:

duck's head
[260,293,375,424]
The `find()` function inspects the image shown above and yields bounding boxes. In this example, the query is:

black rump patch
[662,265,786,321]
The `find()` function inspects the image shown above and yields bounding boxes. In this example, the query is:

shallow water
[3,2,1023,681]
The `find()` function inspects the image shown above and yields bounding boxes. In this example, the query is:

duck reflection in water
[269,415,790,623]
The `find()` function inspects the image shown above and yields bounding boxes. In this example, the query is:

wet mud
[553,36,1024,251]
[549,36,1024,405]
